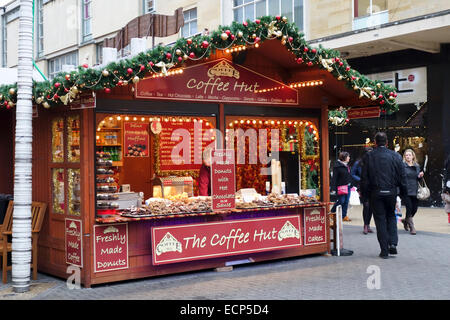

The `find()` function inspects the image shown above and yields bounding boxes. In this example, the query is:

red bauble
[118,80,123,86]
[54,82,60,88]
[104,88,111,94]
[230,34,235,40]
[82,64,88,68]
[380,100,385,105]
[65,74,70,80]
[288,37,293,42]
[311,48,317,53]
[166,52,172,59]
[307,61,313,67]
[255,19,260,24]
[202,41,209,48]
[339,61,344,66]
[148,61,154,67]
[243,21,248,27]
[296,57,303,64]
[335,57,340,62]
[346,66,350,71]
[254,37,260,43]
[351,76,356,80]
[189,52,196,58]
[276,16,281,20]
[378,94,383,99]
[178,56,183,62]
[53,94,59,100]
[225,30,231,35]
[127,68,133,74]
[303,47,309,52]
[140,65,145,71]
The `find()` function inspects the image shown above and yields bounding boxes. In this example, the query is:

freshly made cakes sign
[151,215,302,265]
[135,59,298,105]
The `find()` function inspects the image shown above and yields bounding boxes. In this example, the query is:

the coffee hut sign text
[135,59,298,105]
[151,215,302,265]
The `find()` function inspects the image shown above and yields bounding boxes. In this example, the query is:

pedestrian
[351,147,374,234]
[330,151,352,221]
[441,154,450,224]
[361,132,407,259]
[400,149,424,235]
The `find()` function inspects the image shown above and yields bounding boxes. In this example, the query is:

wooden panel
[0,110,14,194]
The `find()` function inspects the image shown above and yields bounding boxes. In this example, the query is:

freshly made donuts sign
[151,215,302,265]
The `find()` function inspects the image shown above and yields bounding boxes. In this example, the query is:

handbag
[349,187,361,205]
[337,185,349,195]
[417,178,430,200]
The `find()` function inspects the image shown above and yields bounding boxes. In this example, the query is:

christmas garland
[0,15,398,112]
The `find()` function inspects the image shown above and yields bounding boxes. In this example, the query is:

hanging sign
[211,149,236,211]
[347,106,380,119]
[93,223,128,272]
[135,58,298,105]
[124,122,149,157]
[303,207,327,246]
[151,215,302,265]
[70,92,96,110]
[65,218,83,267]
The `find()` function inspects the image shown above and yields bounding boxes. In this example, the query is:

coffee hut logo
[278,221,300,241]
[156,232,183,256]
[207,60,240,79]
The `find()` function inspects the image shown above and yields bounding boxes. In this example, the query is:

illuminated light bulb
[226,49,230,53]
[294,121,298,125]
[133,117,137,121]
[277,121,280,125]
[117,116,121,120]
[193,118,197,122]
[149,118,153,122]
[283,121,286,124]
[319,81,323,85]
[302,83,306,87]
[142,117,145,121]
[229,123,233,127]
[234,120,238,124]
[199,119,203,123]
[96,135,100,140]
[246,120,250,124]
[259,120,262,124]
[270,121,274,125]
[255,43,259,48]
[240,120,244,123]
[313,130,317,134]
[300,121,303,125]
[97,128,101,132]
[125,116,129,121]
[310,125,314,128]
[109,117,113,121]
[289,121,292,125]
[253,120,256,124]
[164,118,169,122]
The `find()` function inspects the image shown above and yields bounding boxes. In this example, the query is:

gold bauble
[221,32,228,41]
[175,49,182,56]
[282,16,288,22]
[72,86,79,94]
[102,69,109,77]
[36,97,43,104]
[43,102,50,109]
[9,88,15,95]
[338,76,343,80]
[281,40,286,45]
[122,80,128,86]
[183,54,188,60]
[237,31,243,38]
[376,83,381,88]
[0,94,3,100]
[132,76,140,84]
[252,33,257,39]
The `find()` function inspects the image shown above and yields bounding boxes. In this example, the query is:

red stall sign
[124,122,149,157]
[304,207,327,246]
[93,223,128,273]
[65,218,83,267]
[151,215,302,265]
[211,149,236,211]
[347,107,380,119]
[135,58,298,105]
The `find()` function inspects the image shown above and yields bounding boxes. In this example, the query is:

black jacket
[361,146,407,197]
[331,161,352,192]
[404,162,421,196]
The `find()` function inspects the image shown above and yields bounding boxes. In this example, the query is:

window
[48,51,78,79]
[354,0,387,18]
[144,0,156,13]
[81,0,92,42]
[233,0,304,30]
[36,0,44,57]
[1,15,6,67]
[181,8,198,38]
[96,42,103,65]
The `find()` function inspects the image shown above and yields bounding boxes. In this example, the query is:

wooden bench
[0,201,47,284]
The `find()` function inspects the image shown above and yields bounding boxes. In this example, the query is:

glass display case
[152,176,194,198]
[52,118,64,163]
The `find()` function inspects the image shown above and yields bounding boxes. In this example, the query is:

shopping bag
[417,178,430,200]
[337,185,349,195]
[349,187,360,205]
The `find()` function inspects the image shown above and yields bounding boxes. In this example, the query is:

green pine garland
[0,15,399,112]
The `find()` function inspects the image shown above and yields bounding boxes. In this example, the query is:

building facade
[1,0,449,205]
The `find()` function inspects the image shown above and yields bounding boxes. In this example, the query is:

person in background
[400,149,424,235]
[198,148,212,196]
[330,151,353,221]
[361,132,407,259]
[351,147,374,234]
[441,154,450,224]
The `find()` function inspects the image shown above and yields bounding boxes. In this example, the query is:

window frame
[36,0,44,58]
[353,0,388,18]
[48,51,79,80]
[81,0,92,43]
[144,0,156,14]
[181,8,198,38]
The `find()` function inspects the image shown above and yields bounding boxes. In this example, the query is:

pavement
[0,205,449,303]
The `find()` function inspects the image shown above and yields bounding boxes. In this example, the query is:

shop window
[50,114,82,216]
[48,51,78,80]
[353,0,388,30]
[81,0,92,43]
[233,0,304,30]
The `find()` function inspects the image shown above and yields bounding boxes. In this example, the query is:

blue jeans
[331,185,351,218]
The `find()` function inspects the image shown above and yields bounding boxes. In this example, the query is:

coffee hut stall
[2,16,398,287]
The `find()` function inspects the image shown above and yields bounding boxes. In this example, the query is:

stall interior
[94,113,320,219]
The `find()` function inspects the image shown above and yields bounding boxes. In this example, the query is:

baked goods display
[121,197,212,217]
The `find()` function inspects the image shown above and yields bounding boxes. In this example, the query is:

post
[12,0,34,293]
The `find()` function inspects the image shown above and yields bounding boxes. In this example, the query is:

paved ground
[0,205,449,303]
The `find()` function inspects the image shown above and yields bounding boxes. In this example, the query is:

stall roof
[0,15,398,113]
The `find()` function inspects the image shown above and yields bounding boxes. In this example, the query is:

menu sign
[124,122,149,157]
[347,107,380,119]
[157,119,215,173]
[211,149,236,211]
[65,218,83,267]
[70,92,96,110]
[151,215,302,265]
[136,59,298,105]
[303,207,327,246]
[93,223,128,273]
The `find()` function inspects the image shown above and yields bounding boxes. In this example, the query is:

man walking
[361,132,407,259]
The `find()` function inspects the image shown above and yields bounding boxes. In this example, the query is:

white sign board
[366,67,427,105]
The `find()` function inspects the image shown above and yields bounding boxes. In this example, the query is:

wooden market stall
[0,17,398,288]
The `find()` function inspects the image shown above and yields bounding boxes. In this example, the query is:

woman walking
[401,149,424,235]
[331,151,353,221]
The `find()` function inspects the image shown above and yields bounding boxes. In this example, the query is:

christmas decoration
[0,15,399,111]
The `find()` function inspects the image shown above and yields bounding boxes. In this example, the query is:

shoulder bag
[417,178,430,200]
